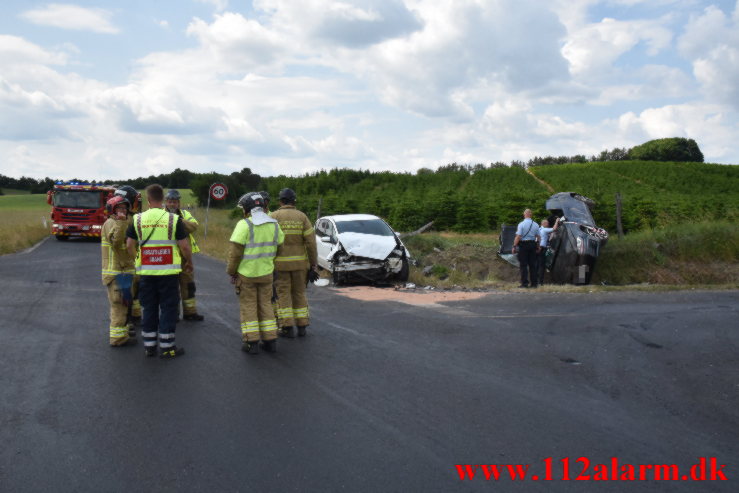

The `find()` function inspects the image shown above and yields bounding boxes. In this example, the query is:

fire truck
[47,181,119,240]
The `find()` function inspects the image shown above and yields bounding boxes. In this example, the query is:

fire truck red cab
[47,181,118,240]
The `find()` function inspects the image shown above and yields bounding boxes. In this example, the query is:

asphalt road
[1,237,737,492]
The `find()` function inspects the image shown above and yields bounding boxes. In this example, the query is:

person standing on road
[165,189,205,321]
[126,184,193,359]
[270,188,318,338]
[101,195,136,346]
[114,185,142,324]
[227,192,284,354]
[536,217,560,286]
[512,209,540,288]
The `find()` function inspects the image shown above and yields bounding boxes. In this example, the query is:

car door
[315,219,335,270]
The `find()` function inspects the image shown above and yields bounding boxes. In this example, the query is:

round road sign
[210,183,228,200]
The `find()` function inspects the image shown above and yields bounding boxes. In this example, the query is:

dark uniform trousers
[517,241,538,287]
[139,275,180,349]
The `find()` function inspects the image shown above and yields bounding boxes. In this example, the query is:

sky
[0,0,738,181]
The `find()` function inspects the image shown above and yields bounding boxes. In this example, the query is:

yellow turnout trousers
[275,269,309,328]
[106,279,130,346]
[236,274,278,343]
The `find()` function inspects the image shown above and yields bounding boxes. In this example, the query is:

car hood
[336,232,398,260]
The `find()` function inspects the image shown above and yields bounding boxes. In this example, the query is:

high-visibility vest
[133,208,182,275]
[181,209,200,254]
[230,218,284,278]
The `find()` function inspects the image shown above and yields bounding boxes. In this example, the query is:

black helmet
[259,190,270,203]
[115,185,140,212]
[279,188,296,203]
[237,192,266,212]
[165,189,181,201]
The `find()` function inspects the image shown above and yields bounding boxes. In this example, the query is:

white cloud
[0,35,68,66]
[678,3,739,109]
[562,17,673,77]
[20,4,119,34]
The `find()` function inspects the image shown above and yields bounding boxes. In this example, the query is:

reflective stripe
[160,341,175,348]
[294,307,309,317]
[159,333,175,340]
[109,326,128,336]
[142,331,157,338]
[136,264,180,272]
[182,298,195,307]
[242,251,277,260]
[145,240,178,246]
[259,319,278,330]
[241,320,260,333]
[303,227,314,236]
[275,254,308,262]
[243,218,279,248]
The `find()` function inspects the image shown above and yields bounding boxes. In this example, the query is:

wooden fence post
[615,192,624,240]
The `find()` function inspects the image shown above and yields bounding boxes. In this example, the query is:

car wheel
[332,270,343,286]
[395,258,409,282]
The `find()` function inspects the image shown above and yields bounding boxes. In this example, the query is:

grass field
[0,194,51,254]
[1,188,32,195]
[1,190,737,288]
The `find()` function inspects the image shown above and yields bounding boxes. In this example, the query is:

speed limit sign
[209,183,228,200]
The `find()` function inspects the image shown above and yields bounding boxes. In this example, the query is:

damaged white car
[315,214,411,285]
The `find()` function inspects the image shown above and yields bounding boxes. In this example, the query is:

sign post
[204,182,228,239]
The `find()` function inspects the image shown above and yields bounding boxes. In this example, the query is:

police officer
[126,184,193,358]
[536,217,560,286]
[512,209,540,288]
[101,194,136,346]
[165,189,205,321]
[227,192,284,354]
[270,188,318,338]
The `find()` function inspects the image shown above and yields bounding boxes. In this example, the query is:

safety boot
[262,339,277,353]
[297,326,307,337]
[160,347,185,359]
[144,346,158,357]
[183,313,205,321]
[279,326,295,338]
[242,341,260,354]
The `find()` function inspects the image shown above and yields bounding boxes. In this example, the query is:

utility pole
[615,192,624,240]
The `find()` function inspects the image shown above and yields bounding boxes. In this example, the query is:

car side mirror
[320,236,333,244]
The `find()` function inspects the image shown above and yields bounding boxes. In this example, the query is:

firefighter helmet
[105,195,130,215]
[115,185,140,211]
[237,192,266,212]
[165,189,181,201]
[278,188,296,203]
[259,190,270,203]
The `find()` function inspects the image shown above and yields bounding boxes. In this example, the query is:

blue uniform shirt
[516,218,539,241]
[539,227,554,247]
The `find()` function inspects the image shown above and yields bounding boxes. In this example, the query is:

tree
[628,138,704,162]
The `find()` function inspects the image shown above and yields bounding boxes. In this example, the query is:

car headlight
[92,225,102,229]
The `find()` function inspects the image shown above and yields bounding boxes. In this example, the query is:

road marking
[14,235,50,255]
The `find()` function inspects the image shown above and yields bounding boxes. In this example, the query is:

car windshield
[53,191,102,209]
[335,219,394,237]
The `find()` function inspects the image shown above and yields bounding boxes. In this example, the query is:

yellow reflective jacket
[180,209,200,254]
[133,208,182,276]
[229,218,285,278]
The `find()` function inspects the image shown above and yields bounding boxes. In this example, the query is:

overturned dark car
[499,192,608,285]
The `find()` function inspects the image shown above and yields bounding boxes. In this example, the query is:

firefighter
[114,185,142,323]
[259,190,271,212]
[270,188,318,338]
[227,192,284,354]
[101,195,136,346]
[165,189,205,321]
[126,184,193,358]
